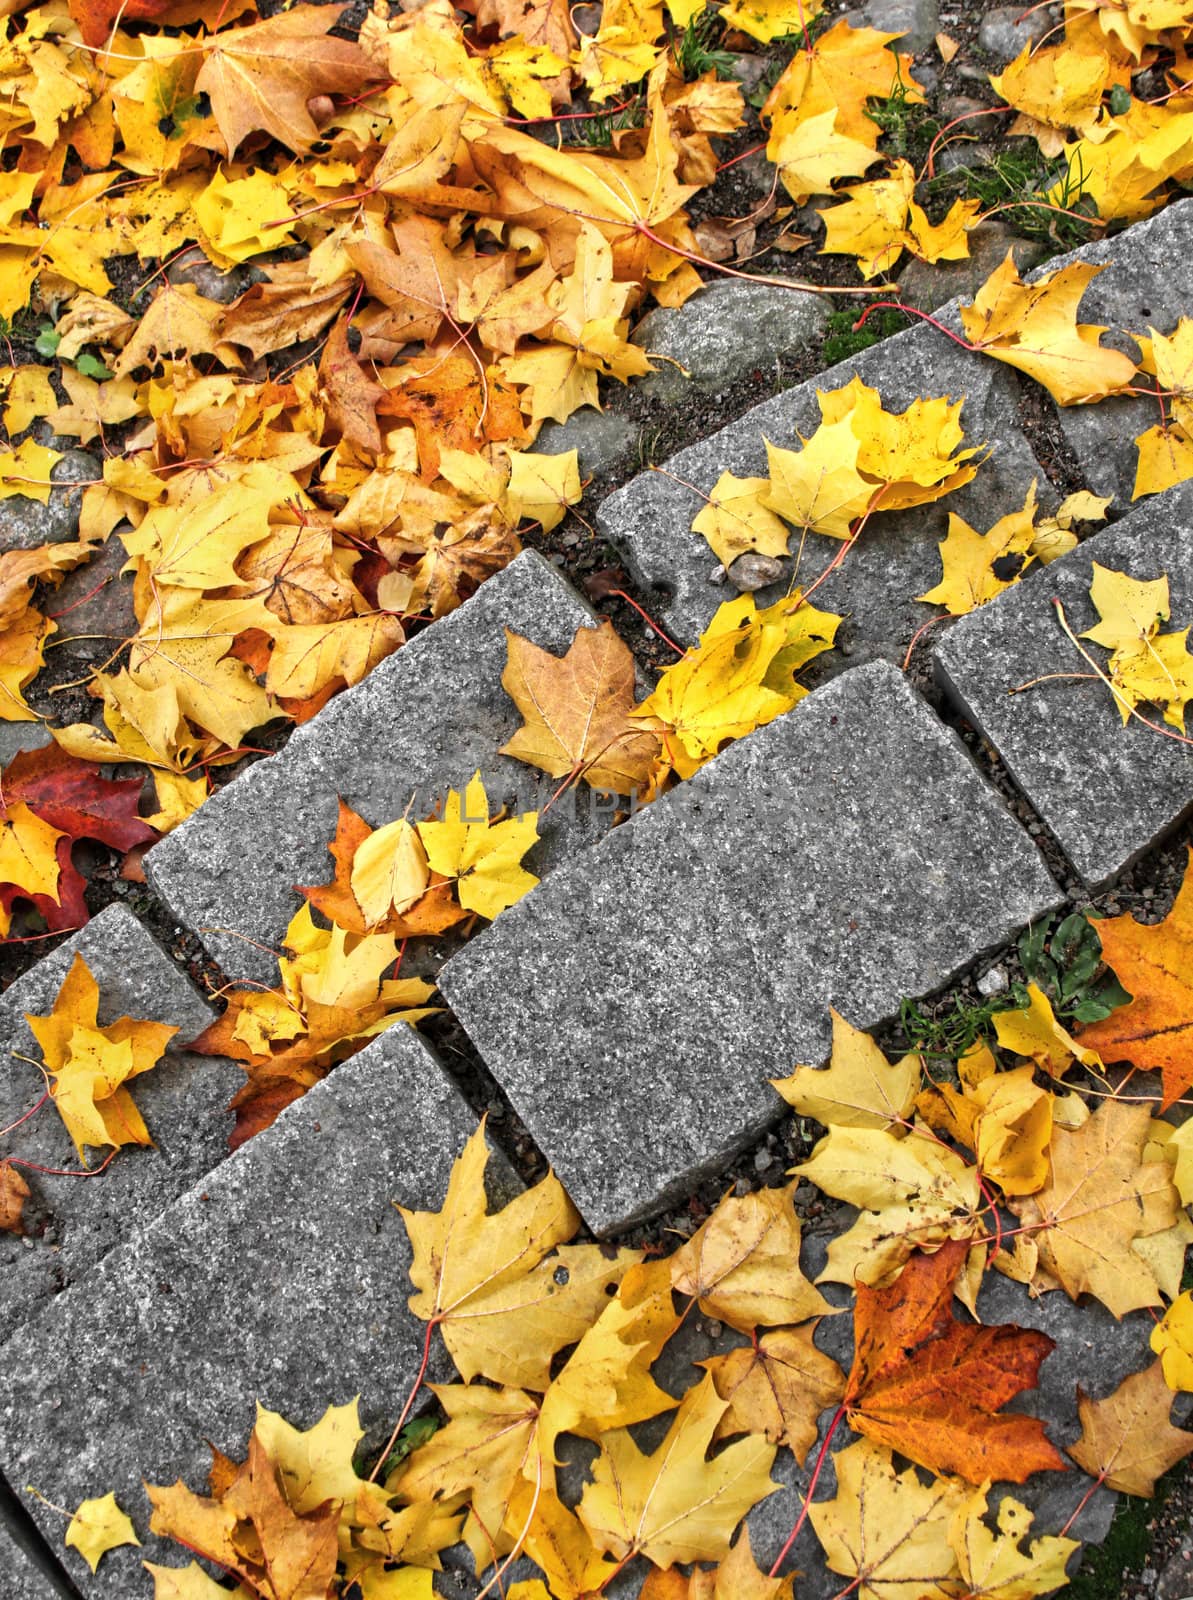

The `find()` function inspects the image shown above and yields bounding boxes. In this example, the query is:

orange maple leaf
[843,1240,1067,1484]
[1078,847,1193,1108]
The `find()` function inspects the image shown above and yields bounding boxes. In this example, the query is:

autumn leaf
[1076,851,1193,1105]
[501,620,661,795]
[918,484,1041,616]
[948,1487,1078,1600]
[808,1438,967,1600]
[1151,1291,1193,1393]
[640,1526,796,1597]
[1068,1359,1193,1493]
[0,1161,30,1234]
[398,1123,640,1388]
[702,1324,845,1462]
[299,799,466,939]
[794,1122,982,1289]
[843,1240,1067,1484]
[772,1007,919,1131]
[959,252,1138,406]
[25,952,178,1161]
[196,5,381,157]
[64,1492,141,1572]
[416,773,541,920]
[670,1184,832,1331]
[395,1385,534,1569]
[1008,1099,1178,1317]
[149,1433,340,1600]
[576,1372,780,1567]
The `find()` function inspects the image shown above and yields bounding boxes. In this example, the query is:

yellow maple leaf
[949,1487,1077,1600]
[808,1438,966,1600]
[762,414,876,538]
[773,1006,920,1131]
[766,107,882,205]
[1010,1099,1177,1317]
[720,0,822,41]
[398,1123,640,1388]
[577,1372,779,1567]
[918,484,1040,616]
[65,1492,141,1573]
[702,1324,845,1463]
[959,252,1138,405]
[25,952,179,1160]
[416,772,540,920]
[0,438,61,503]
[0,799,64,904]
[821,162,916,279]
[795,1122,982,1288]
[691,471,793,567]
[1152,1292,1193,1392]
[670,1184,832,1330]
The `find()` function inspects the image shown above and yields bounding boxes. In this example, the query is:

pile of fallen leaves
[5,0,1193,940]
[50,863,1193,1596]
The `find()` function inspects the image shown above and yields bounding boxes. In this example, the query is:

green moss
[820,307,909,367]
[1064,1488,1157,1600]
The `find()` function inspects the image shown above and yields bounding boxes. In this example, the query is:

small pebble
[977,965,1008,997]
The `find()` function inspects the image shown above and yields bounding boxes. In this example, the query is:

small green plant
[671,10,736,80]
[925,141,1098,252]
[897,993,1010,1060]
[821,307,908,366]
[1016,911,1131,1024]
[573,93,647,148]
[34,322,113,379]
[866,73,941,166]
[362,1414,439,1480]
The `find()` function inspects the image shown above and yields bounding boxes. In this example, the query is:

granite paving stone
[934,480,1193,887]
[146,550,616,985]
[0,1497,73,1600]
[0,905,241,1343]
[596,318,1054,659]
[0,1023,488,1599]
[628,279,830,406]
[1039,198,1193,508]
[439,660,1060,1234]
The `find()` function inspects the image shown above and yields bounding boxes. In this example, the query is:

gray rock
[977,963,1009,996]
[43,532,135,660]
[535,406,642,481]
[165,255,262,304]
[896,221,1047,311]
[978,4,1056,62]
[0,1505,71,1600]
[0,905,241,1343]
[859,0,939,53]
[440,661,1059,1233]
[0,1025,487,1599]
[146,551,616,984]
[597,316,1053,659]
[1040,198,1193,508]
[728,551,785,590]
[0,723,51,769]
[934,481,1193,887]
[3,449,101,550]
[629,279,830,405]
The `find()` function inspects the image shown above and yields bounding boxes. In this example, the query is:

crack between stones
[0,1474,84,1600]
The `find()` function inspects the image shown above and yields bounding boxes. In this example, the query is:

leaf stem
[769,1401,848,1577]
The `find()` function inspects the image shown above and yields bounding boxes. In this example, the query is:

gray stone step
[439,660,1060,1235]
[0,905,240,1345]
[595,316,1053,663]
[1040,199,1193,510]
[0,1499,74,1600]
[0,1023,489,1599]
[934,481,1193,888]
[146,550,617,986]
